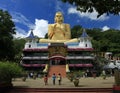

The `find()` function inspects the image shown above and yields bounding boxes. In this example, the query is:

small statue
[39,12,78,43]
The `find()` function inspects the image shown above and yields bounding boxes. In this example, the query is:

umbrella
[103,62,117,69]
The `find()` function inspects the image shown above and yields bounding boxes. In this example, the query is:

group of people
[44,73,62,85]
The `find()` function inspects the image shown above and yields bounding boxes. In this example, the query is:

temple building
[20,29,95,77]
[20,12,97,77]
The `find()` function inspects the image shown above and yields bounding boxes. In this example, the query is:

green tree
[13,38,26,62]
[70,25,120,55]
[71,25,83,38]
[61,0,120,17]
[87,28,102,41]
[0,9,16,61]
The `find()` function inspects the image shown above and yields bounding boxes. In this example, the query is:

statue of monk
[39,12,78,43]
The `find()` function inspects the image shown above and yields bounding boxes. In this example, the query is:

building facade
[20,30,96,77]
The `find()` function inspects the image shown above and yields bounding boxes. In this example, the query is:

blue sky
[0,0,120,38]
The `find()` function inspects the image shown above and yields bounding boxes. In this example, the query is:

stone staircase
[48,65,66,77]
[8,87,113,93]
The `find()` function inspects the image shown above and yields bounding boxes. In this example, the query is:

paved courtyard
[12,76,115,88]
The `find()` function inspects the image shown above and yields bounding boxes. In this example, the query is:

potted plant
[113,68,120,93]
[67,72,74,82]
[73,77,79,87]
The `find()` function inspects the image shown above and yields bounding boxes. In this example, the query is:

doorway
[50,59,66,65]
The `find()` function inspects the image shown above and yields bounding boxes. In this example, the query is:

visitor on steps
[52,73,56,85]
[57,73,62,85]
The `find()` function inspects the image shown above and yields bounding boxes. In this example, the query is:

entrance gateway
[48,43,67,66]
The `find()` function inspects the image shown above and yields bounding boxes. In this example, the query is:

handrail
[43,64,49,72]
[66,64,70,72]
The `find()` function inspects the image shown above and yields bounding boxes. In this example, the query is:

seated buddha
[39,12,78,43]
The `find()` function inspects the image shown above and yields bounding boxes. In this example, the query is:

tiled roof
[27,30,35,39]
[81,29,88,38]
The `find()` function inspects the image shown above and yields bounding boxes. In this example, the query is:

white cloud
[102,26,110,31]
[11,12,34,29]
[11,12,34,38]
[33,19,48,38]
[13,27,27,38]
[13,31,26,38]
[68,7,109,21]
[13,19,49,38]
[11,12,48,38]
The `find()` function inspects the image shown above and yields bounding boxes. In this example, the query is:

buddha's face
[55,12,63,23]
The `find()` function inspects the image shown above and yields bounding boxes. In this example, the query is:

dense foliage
[0,61,23,83]
[71,25,120,56]
[0,9,16,61]
[13,39,26,62]
[61,0,120,17]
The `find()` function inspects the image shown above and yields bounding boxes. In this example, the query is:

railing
[22,56,48,60]
[69,64,93,67]
[66,56,95,59]
[66,64,70,72]
[43,64,49,73]
[21,64,46,67]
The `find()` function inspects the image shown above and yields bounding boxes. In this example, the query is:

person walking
[44,74,48,85]
[57,73,62,85]
[52,73,56,85]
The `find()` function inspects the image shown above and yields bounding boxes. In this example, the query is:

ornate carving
[48,46,67,57]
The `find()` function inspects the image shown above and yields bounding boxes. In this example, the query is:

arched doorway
[49,55,66,65]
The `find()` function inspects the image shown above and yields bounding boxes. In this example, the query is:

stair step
[8,88,113,93]
[48,65,66,77]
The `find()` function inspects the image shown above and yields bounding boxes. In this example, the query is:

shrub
[0,61,23,83]
[67,71,80,86]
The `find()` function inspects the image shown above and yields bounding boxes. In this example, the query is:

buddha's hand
[49,30,55,39]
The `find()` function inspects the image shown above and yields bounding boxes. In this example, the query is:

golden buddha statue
[39,12,78,43]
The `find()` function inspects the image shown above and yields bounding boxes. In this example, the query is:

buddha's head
[54,12,64,23]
